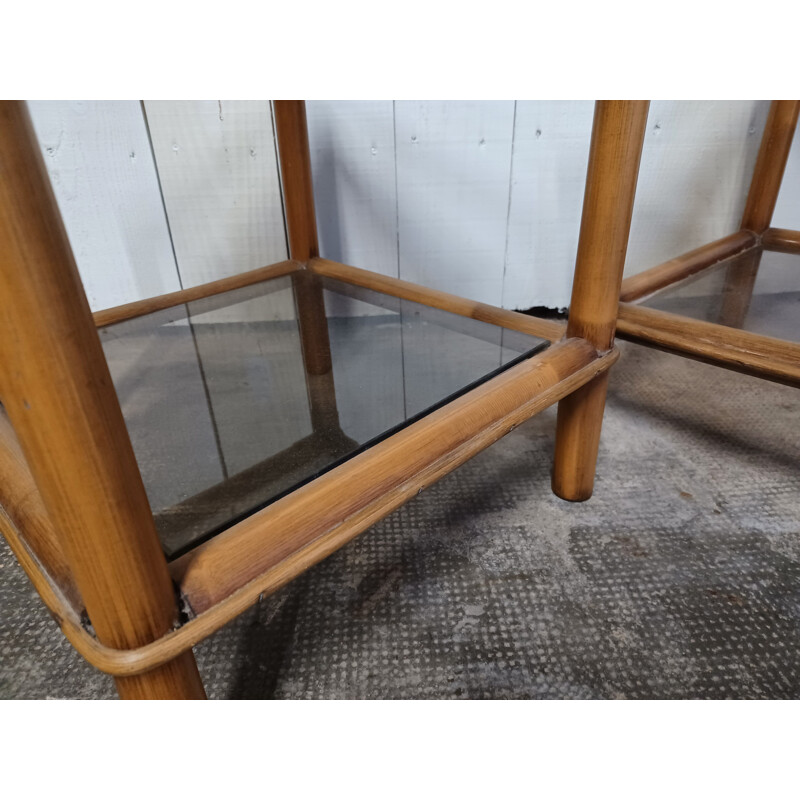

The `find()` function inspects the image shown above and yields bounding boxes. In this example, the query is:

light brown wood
[0,489,207,687]
[0,101,205,700]
[273,101,319,262]
[0,341,617,678]
[617,302,800,387]
[0,503,102,661]
[0,411,81,609]
[174,338,610,615]
[551,372,611,500]
[619,231,758,303]
[310,257,566,342]
[93,259,301,327]
[273,101,337,430]
[762,227,800,255]
[552,100,649,502]
[0,97,629,695]
[616,101,800,398]
[740,101,800,234]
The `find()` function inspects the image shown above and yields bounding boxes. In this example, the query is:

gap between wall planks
[623,102,772,281]
[143,100,292,324]
[27,101,183,310]
[29,101,800,314]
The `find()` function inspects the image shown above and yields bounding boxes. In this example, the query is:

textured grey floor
[2,341,800,699]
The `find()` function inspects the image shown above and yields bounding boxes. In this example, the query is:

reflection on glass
[642,247,800,341]
[100,273,548,558]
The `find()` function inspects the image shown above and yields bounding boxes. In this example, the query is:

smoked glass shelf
[100,272,549,558]
[640,246,800,343]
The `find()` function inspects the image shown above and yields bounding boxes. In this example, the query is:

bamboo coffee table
[617,100,800,388]
[0,100,648,699]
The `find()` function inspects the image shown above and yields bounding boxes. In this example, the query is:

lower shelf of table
[99,268,550,557]
[638,245,800,342]
[0,337,617,677]
[617,241,800,386]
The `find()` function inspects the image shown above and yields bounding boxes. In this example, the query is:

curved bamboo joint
[761,227,800,255]
[2,340,618,676]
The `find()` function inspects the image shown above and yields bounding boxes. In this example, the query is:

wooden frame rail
[309,257,566,343]
[1,339,617,676]
[89,255,566,341]
[0,101,205,699]
[93,260,302,327]
[619,231,759,303]
[761,227,800,255]
[157,426,359,557]
[616,303,800,387]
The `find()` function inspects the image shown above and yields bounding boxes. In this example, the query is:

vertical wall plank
[306,101,405,436]
[306,101,398,276]
[143,100,288,286]
[31,101,784,317]
[394,101,516,306]
[28,100,182,311]
[771,119,800,229]
[307,100,399,321]
[502,101,593,311]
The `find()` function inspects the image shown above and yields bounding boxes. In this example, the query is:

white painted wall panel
[307,100,398,319]
[307,100,398,276]
[502,101,593,311]
[772,120,800,229]
[28,100,181,311]
[394,101,516,306]
[143,100,288,286]
[31,100,800,318]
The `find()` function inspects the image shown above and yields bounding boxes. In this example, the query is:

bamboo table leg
[714,101,800,330]
[740,100,800,236]
[552,101,649,501]
[0,102,205,699]
[275,100,343,434]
